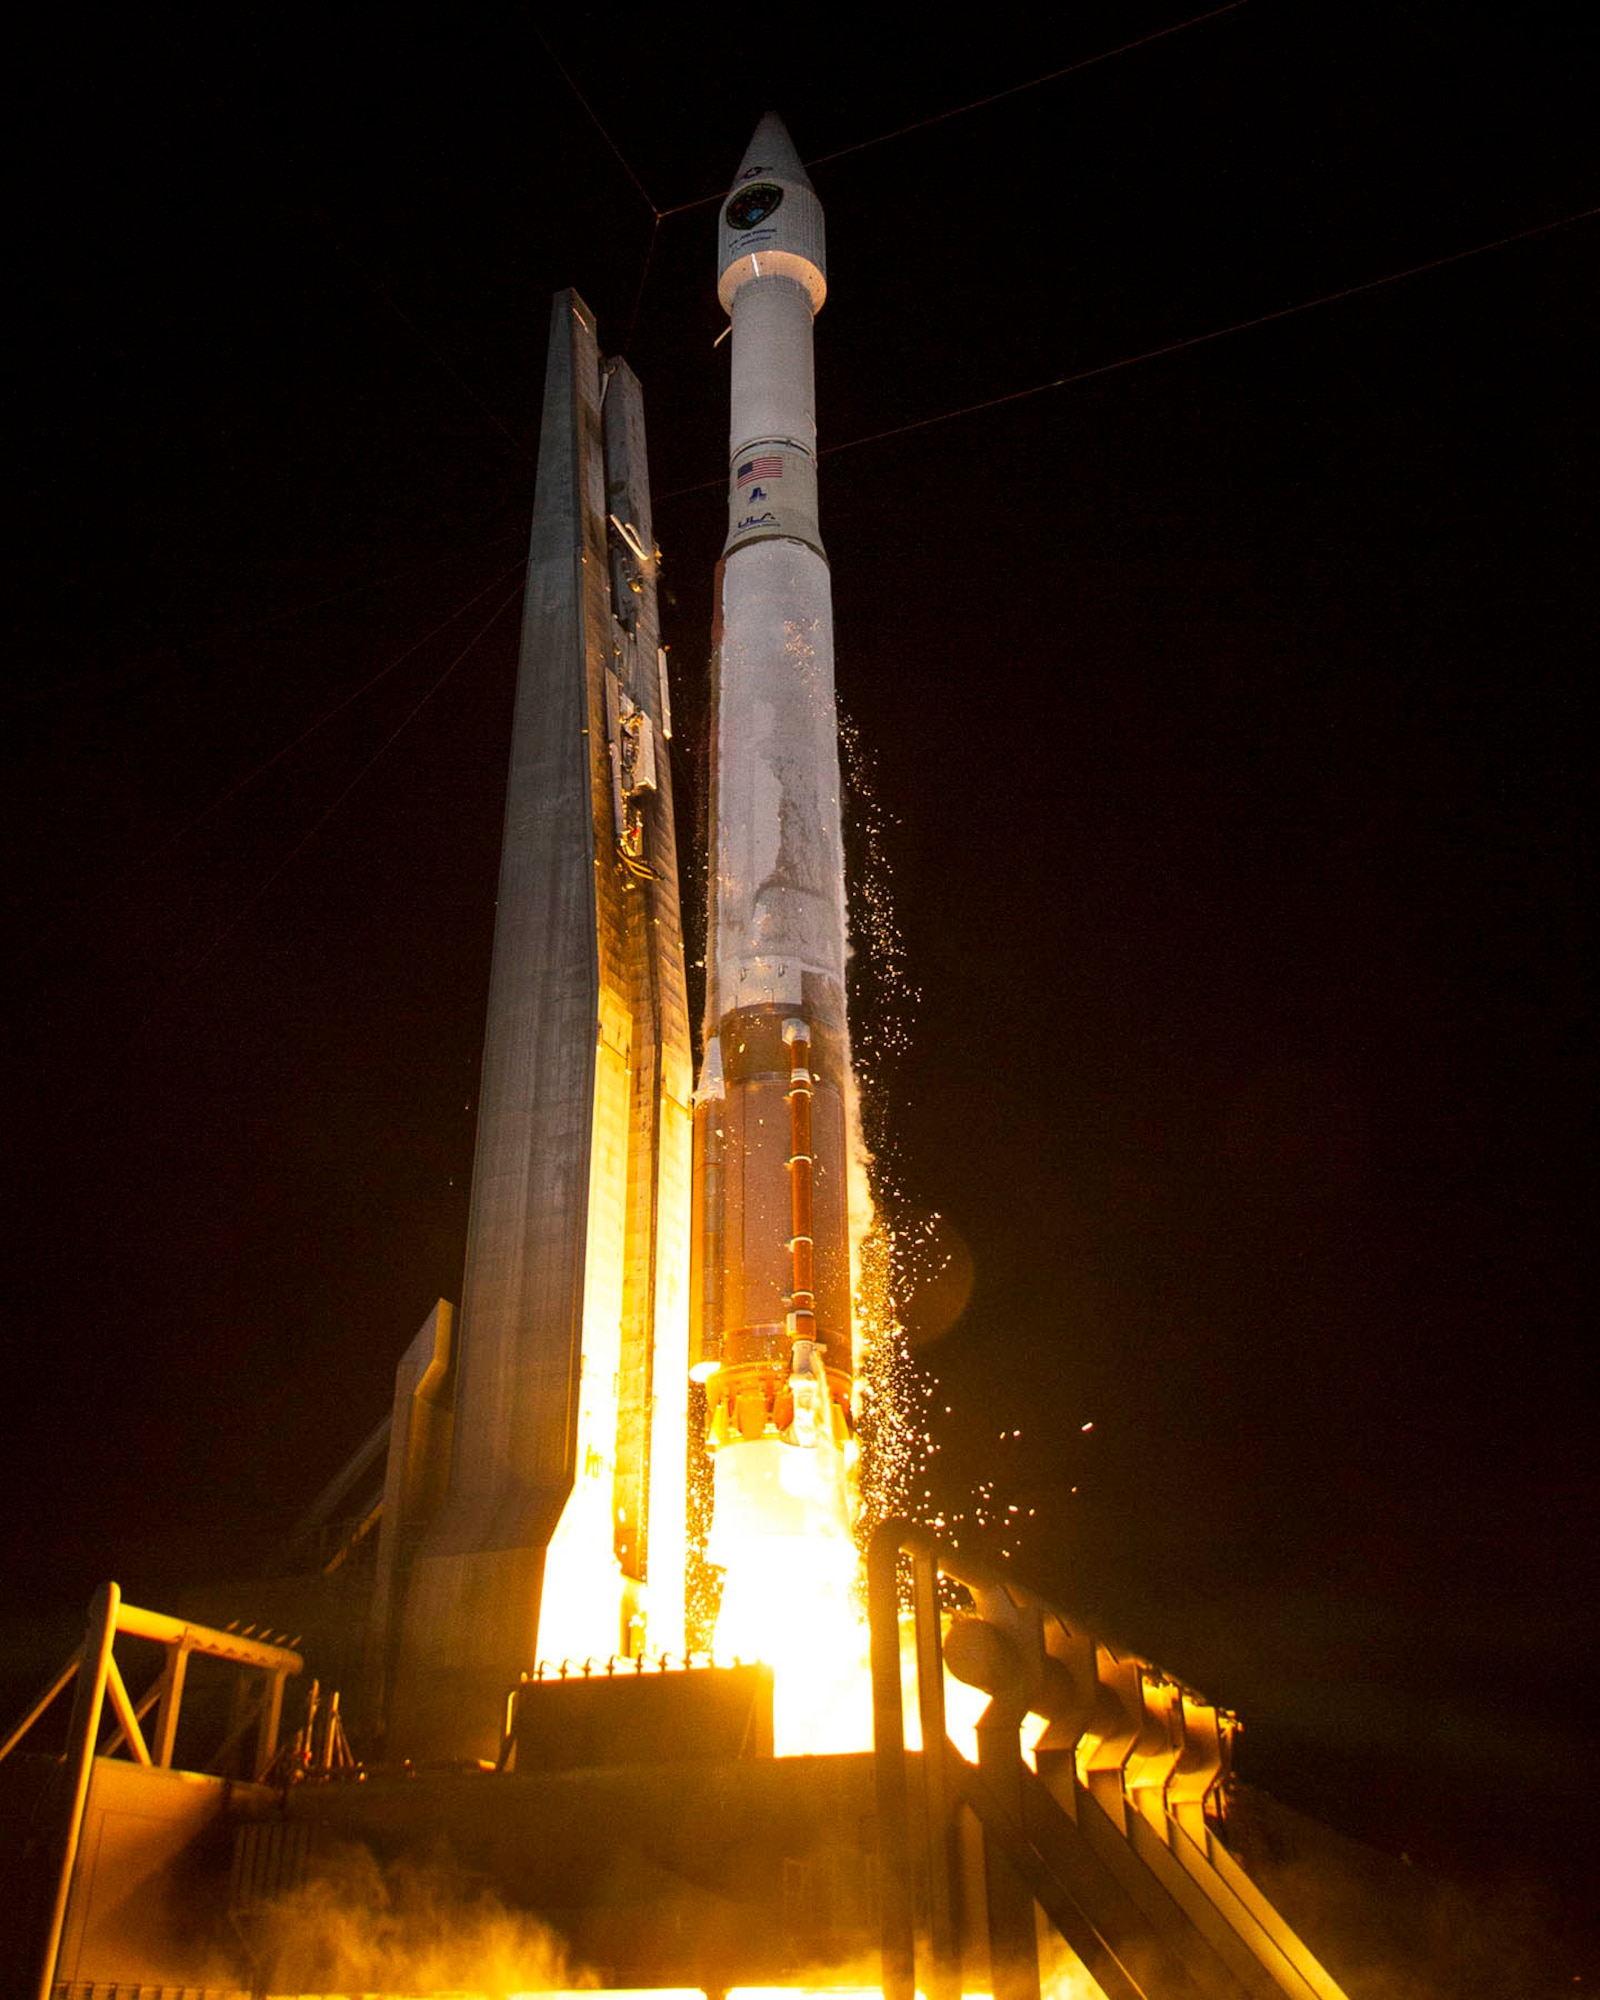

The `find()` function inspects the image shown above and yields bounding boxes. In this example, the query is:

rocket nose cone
[718,110,827,311]
[732,111,813,192]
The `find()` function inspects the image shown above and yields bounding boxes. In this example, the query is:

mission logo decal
[725,181,783,231]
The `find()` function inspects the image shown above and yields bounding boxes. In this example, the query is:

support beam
[100,1655,151,1768]
[34,1582,119,2000]
[149,1644,190,1770]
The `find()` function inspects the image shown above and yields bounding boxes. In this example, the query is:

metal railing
[1,1581,302,2000]
[867,1521,1348,2000]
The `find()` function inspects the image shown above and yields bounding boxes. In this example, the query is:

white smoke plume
[249,1839,590,1998]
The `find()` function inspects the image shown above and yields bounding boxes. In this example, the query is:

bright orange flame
[708,1431,871,1754]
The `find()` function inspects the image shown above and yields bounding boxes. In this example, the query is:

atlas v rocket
[691,117,858,1558]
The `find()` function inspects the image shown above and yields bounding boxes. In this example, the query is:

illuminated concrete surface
[391,291,692,1761]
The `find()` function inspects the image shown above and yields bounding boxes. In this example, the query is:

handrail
[865,1520,1349,2000]
[0,1582,303,2000]
[869,1521,1161,2000]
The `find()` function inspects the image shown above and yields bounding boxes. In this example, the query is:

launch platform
[2,1528,1353,2000]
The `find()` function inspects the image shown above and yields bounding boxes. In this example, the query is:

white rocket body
[693,116,856,1577]
[714,116,842,1022]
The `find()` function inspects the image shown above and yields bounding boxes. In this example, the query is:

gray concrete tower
[390,292,691,1762]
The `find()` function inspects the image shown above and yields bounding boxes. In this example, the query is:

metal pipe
[913,1540,961,2000]
[97,1658,166,1761]
[36,1581,119,2000]
[782,1017,816,1349]
[114,1601,302,1675]
[101,1652,152,1767]
[0,1656,78,1767]
[150,1643,190,1770]
[688,1075,725,1378]
[867,1520,917,2000]
[872,1523,1346,2000]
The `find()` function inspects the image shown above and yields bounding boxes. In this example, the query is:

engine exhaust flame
[709,1431,871,1754]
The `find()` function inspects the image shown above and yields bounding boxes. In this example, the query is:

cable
[315,214,535,461]
[827,202,1600,458]
[806,2,1251,171]
[18,580,526,1166]
[149,13,535,465]
[623,214,662,358]
[527,12,660,216]
[210,532,528,642]
[653,3,1252,217]
[520,13,681,365]
[169,578,523,986]
[519,20,668,365]
[655,200,1600,498]
[16,560,528,969]
[7,534,530,720]
[529,4,1257,373]
[657,187,729,222]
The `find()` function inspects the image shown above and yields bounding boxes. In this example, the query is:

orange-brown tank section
[690,998,853,1448]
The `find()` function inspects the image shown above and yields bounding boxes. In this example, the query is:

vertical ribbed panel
[389,293,693,1754]
[446,286,606,1545]
[601,363,693,1657]
[390,291,608,1760]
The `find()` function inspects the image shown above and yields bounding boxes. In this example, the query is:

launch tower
[390,291,693,1761]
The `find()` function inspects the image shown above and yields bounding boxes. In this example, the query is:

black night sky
[5,0,1595,1958]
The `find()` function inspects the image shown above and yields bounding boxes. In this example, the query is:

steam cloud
[249,1840,590,1997]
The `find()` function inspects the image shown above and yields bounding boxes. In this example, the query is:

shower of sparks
[680,699,1094,1715]
[838,704,919,1107]
[684,1379,720,1654]
[853,1210,923,1551]
[839,704,935,1564]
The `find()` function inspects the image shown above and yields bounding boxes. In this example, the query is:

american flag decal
[736,454,783,486]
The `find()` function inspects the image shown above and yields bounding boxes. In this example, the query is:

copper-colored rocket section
[692,1005,852,1450]
[784,1018,816,1348]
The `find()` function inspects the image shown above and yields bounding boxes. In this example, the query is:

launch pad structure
[1,119,1357,2000]
[2,1529,1350,2000]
